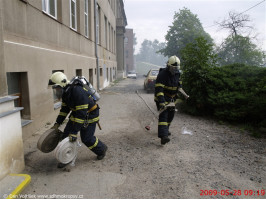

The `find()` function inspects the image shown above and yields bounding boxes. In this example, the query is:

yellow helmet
[167,56,180,75]
[48,72,69,88]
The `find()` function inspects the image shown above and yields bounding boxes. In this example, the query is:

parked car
[127,71,137,79]
[144,69,159,93]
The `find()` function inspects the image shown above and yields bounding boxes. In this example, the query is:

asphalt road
[21,76,266,199]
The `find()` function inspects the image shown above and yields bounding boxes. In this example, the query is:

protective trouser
[158,108,175,138]
[63,121,106,156]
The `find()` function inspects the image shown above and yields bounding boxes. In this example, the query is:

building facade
[0,0,127,178]
[125,28,135,73]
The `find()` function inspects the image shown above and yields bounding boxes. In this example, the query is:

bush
[180,37,266,129]
[207,64,266,125]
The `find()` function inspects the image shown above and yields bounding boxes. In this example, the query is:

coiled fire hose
[54,138,81,164]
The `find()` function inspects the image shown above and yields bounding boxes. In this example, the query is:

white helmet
[48,72,69,88]
[167,56,180,69]
[167,56,181,75]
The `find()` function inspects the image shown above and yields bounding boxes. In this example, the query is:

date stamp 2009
[200,189,265,196]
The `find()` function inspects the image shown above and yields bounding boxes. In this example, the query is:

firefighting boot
[97,145,108,160]
[161,136,170,145]
[57,162,70,168]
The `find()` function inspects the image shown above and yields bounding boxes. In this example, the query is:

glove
[159,103,166,111]
[69,134,77,142]
[51,123,60,132]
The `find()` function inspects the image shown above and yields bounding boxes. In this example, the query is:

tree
[159,8,213,58]
[135,39,167,66]
[216,11,266,66]
[180,37,218,115]
[215,11,253,37]
[217,35,266,66]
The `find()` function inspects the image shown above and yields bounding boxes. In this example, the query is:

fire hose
[136,89,189,131]
[145,102,177,130]
[135,90,177,131]
[54,137,81,165]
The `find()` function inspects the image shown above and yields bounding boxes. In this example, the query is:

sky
[123,0,266,53]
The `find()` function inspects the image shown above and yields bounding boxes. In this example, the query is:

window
[70,0,77,30]
[96,4,100,44]
[125,37,128,45]
[76,69,82,76]
[6,72,31,120]
[104,16,107,48]
[84,0,89,37]
[111,26,113,52]
[42,0,57,19]
[114,30,116,53]
[108,23,111,50]
[89,69,93,84]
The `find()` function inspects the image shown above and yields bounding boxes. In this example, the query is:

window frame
[104,16,107,48]
[70,0,77,31]
[84,0,89,37]
[96,4,100,45]
[42,0,57,19]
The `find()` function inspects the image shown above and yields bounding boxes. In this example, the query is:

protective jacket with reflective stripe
[154,68,182,104]
[56,83,99,134]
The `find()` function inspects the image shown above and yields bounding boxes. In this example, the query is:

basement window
[76,69,82,76]
[6,72,32,126]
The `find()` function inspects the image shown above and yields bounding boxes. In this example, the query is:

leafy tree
[135,39,167,66]
[180,37,218,115]
[216,11,266,67]
[217,35,266,66]
[160,7,213,58]
[180,36,266,129]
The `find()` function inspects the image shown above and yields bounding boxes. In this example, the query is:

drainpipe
[94,0,100,91]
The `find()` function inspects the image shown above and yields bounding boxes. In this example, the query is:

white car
[127,71,137,79]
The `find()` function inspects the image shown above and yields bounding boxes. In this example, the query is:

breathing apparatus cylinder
[71,76,100,101]
[85,81,100,101]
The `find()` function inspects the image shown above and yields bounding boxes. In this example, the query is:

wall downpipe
[94,0,100,91]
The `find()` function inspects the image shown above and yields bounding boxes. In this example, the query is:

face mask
[53,86,63,100]
[169,66,179,75]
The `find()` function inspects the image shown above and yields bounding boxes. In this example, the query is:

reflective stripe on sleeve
[155,83,165,88]
[156,92,164,97]
[59,112,68,116]
[158,122,168,126]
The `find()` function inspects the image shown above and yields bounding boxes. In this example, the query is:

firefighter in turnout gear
[154,56,189,145]
[48,72,107,168]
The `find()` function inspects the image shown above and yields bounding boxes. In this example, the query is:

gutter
[94,0,100,91]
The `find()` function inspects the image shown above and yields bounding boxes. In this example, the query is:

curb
[0,174,31,199]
